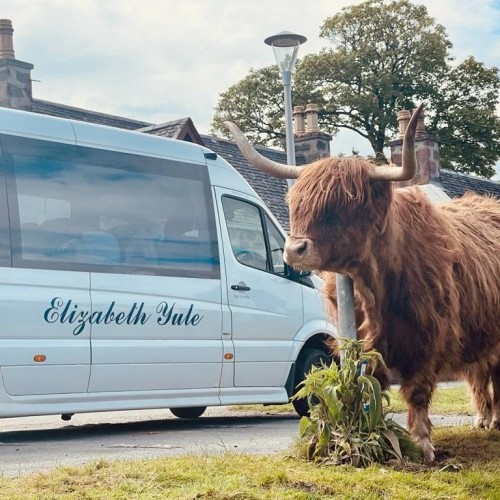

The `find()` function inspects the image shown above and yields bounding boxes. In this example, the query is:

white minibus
[0,107,336,421]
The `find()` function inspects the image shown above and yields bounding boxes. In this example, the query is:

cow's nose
[284,237,310,265]
[289,239,308,256]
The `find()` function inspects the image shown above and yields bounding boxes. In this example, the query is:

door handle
[231,283,251,291]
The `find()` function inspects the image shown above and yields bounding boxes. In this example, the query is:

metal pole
[282,70,295,166]
[282,70,296,188]
[336,273,357,362]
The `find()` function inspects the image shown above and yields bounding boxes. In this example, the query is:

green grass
[231,384,474,416]
[0,426,498,499]
[387,385,473,415]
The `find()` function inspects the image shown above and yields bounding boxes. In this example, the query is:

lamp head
[264,31,307,75]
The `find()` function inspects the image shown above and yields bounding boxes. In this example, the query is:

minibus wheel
[292,347,331,417]
[170,406,207,419]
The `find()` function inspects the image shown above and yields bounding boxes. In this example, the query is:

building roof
[25,98,500,231]
[32,99,151,130]
[441,169,500,199]
[139,117,204,145]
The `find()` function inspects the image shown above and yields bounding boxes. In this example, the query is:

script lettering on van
[44,297,204,335]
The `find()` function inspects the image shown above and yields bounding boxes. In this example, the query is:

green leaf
[382,430,403,461]
[298,416,312,437]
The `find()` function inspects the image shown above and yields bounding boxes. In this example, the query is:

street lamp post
[265,31,357,347]
[264,31,306,184]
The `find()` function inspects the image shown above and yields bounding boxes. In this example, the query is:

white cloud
[2,0,500,178]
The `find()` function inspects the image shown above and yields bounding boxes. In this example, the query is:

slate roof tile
[31,99,151,130]
[138,119,191,138]
[441,169,500,199]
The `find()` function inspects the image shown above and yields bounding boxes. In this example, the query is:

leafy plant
[294,338,420,467]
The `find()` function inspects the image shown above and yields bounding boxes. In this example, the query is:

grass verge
[0,426,498,499]
[230,384,473,416]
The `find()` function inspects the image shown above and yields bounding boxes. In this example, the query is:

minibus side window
[222,197,270,272]
[2,135,219,278]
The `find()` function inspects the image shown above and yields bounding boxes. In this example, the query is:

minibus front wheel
[292,347,332,417]
[170,406,207,419]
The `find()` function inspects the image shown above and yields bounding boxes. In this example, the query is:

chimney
[389,107,441,187]
[0,19,34,110]
[294,103,332,163]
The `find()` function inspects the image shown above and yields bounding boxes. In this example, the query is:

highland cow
[225,105,500,462]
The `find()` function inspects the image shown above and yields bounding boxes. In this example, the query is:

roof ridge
[441,168,499,184]
[32,99,152,127]
[138,118,191,133]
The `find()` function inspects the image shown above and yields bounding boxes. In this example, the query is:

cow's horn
[370,103,424,182]
[224,121,301,179]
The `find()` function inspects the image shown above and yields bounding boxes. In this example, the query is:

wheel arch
[284,331,339,398]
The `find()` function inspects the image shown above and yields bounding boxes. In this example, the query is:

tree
[211,66,286,147]
[426,57,500,178]
[212,0,500,177]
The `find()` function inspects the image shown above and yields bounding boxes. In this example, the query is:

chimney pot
[0,19,15,59]
[397,109,411,139]
[305,103,319,133]
[391,106,440,187]
[415,106,426,137]
[293,105,305,136]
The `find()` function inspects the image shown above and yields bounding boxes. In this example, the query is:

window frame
[222,194,290,277]
[0,136,11,266]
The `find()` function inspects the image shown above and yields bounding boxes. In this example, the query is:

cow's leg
[400,376,436,462]
[489,360,500,430]
[463,362,492,429]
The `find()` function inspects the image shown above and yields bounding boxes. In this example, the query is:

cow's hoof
[421,439,435,463]
[474,414,492,429]
[489,416,500,430]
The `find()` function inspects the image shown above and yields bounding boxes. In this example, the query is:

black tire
[292,347,331,417]
[169,406,207,419]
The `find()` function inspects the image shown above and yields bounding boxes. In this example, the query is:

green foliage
[211,0,500,177]
[427,57,500,178]
[296,0,451,154]
[294,338,420,467]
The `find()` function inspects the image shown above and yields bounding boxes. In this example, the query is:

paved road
[0,407,474,478]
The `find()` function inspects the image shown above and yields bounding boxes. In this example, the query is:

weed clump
[294,338,420,467]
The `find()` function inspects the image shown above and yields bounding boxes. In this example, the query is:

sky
[3,0,500,178]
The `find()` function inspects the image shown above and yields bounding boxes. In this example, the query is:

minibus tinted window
[1,134,219,278]
[222,196,270,272]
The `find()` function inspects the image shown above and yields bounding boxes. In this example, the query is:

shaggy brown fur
[288,155,500,462]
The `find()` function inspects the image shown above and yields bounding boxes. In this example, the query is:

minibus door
[216,189,304,390]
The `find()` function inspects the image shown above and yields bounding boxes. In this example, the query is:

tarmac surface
[0,382,475,477]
